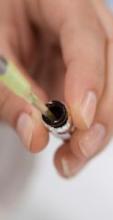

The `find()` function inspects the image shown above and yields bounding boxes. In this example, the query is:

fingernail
[17,113,35,149]
[61,158,72,178]
[61,156,85,178]
[79,123,106,158]
[81,91,97,128]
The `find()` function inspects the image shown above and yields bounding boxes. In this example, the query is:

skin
[0,0,113,177]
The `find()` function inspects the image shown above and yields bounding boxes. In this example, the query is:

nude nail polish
[81,91,97,128]
[79,123,106,158]
[17,113,34,149]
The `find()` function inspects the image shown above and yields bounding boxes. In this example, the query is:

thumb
[0,55,49,153]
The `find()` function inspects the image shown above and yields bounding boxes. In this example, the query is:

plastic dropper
[0,56,55,121]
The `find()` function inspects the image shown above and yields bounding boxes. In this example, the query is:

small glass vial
[42,100,74,140]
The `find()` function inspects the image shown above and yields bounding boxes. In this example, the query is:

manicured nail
[61,156,85,178]
[17,113,35,149]
[81,91,97,128]
[79,123,106,158]
[61,158,72,178]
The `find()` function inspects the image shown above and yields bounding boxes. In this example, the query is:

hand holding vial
[0,0,112,178]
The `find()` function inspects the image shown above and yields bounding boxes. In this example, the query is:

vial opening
[42,101,68,128]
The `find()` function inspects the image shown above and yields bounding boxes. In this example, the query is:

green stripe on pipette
[0,57,55,121]
[0,59,37,105]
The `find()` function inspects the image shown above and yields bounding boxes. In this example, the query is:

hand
[0,0,112,177]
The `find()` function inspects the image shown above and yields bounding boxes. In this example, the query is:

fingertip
[70,104,88,130]
[54,145,72,178]
[54,144,85,178]
[67,90,97,130]
[16,108,49,154]
[16,112,35,150]
[71,123,106,159]
[30,123,49,154]
[29,107,49,153]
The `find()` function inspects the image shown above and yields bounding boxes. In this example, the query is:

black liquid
[42,101,68,128]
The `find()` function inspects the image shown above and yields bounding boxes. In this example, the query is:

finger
[60,13,106,129]
[0,44,49,153]
[55,121,106,178]
[54,38,113,178]
[71,42,113,158]
[54,143,86,178]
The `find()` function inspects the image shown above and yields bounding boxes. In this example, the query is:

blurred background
[0,1,113,219]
